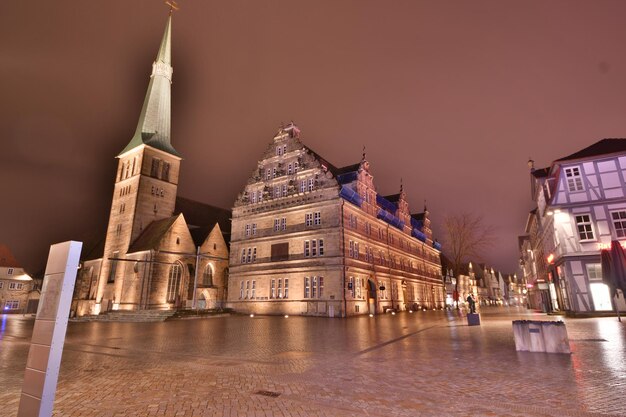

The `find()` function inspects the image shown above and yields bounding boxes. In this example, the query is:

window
[565,167,584,192]
[251,191,257,203]
[294,161,299,172]
[312,276,317,298]
[314,211,321,225]
[252,223,257,235]
[245,280,250,298]
[241,248,257,263]
[203,265,213,287]
[349,276,355,297]
[305,213,313,227]
[304,239,324,257]
[575,214,595,240]
[300,179,306,193]
[276,146,283,156]
[354,242,359,259]
[277,278,283,299]
[356,278,362,298]
[166,264,182,302]
[251,280,256,298]
[274,186,280,198]
[304,277,310,298]
[308,178,314,191]
[271,279,276,299]
[273,168,277,178]
[151,158,161,177]
[108,251,119,283]
[281,217,287,231]
[283,144,287,155]
[266,169,271,180]
[284,278,289,299]
[349,214,357,229]
[349,240,354,258]
[116,224,122,237]
[274,219,280,232]
[0,282,3,289]
[9,282,23,290]
[612,211,626,238]
[288,163,293,175]
[282,184,287,197]
[162,162,170,181]
[587,263,602,281]
[4,300,19,310]
[245,224,251,236]
[7,268,14,275]
[240,281,244,299]
[364,246,369,262]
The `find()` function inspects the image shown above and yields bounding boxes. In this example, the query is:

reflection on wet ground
[1,307,624,416]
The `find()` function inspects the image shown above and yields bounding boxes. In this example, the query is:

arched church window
[166,264,182,302]
[203,264,213,287]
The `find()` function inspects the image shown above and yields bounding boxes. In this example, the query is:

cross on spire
[165,0,179,14]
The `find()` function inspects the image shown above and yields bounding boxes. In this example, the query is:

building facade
[521,139,626,314]
[227,123,444,317]
[0,244,37,314]
[73,14,230,317]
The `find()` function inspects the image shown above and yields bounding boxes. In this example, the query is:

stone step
[71,309,176,323]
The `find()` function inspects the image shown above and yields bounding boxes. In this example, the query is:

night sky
[4,0,626,275]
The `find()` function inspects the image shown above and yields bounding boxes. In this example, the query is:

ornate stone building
[227,123,444,316]
[73,14,230,317]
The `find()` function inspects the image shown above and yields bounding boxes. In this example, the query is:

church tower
[95,13,181,312]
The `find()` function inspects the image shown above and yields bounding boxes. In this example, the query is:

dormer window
[565,167,584,192]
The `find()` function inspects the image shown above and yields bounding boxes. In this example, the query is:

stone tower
[95,14,181,312]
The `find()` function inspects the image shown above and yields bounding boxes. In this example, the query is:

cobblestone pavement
[1,307,625,417]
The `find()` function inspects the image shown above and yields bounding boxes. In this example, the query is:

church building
[73,13,230,317]
[227,123,444,316]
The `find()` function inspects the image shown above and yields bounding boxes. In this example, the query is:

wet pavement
[1,307,625,417]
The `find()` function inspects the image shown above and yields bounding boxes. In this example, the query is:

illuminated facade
[227,123,444,317]
[0,244,37,314]
[522,139,626,314]
[73,15,230,317]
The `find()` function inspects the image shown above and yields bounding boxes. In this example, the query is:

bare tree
[442,212,496,307]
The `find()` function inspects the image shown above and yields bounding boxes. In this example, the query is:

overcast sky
[3,0,626,275]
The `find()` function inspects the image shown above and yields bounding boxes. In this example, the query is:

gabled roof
[303,146,341,176]
[384,193,401,203]
[174,196,231,245]
[333,162,360,176]
[0,244,20,267]
[411,212,425,221]
[555,138,626,163]
[531,168,549,178]
[128,215,179,253]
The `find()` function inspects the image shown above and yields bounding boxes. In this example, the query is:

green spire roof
[119,14,179,157]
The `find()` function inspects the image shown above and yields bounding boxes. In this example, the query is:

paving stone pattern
[1,307,624,417]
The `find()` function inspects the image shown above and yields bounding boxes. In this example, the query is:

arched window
[167,264,182,302]
[203,264,213,287]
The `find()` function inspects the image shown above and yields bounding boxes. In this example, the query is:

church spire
[119,13,179,157]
